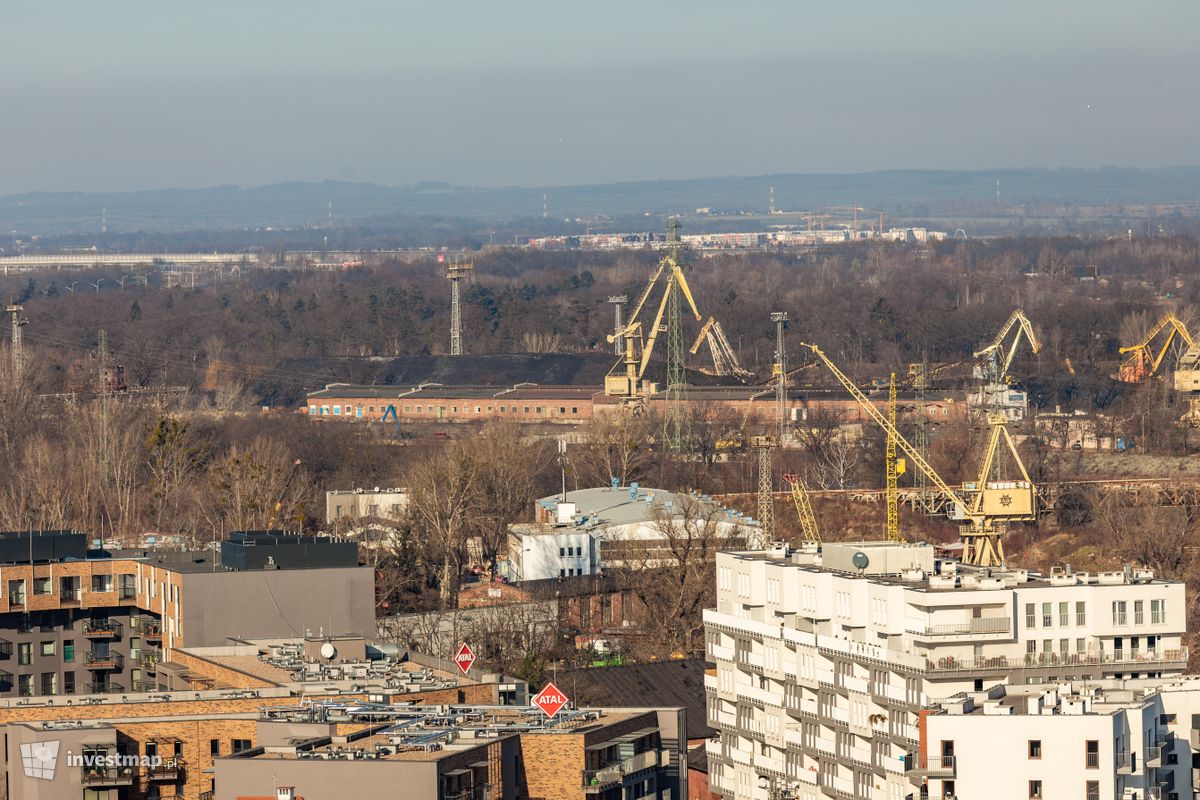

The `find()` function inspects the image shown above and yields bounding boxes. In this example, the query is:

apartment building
[0,637,515,800]
[920,680,1200,800]
[216,701,688,800]
[0,530,373,699]
[703,541,1187,800]
[507,485,758,582]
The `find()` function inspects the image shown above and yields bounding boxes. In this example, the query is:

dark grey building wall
[180,567,374,646]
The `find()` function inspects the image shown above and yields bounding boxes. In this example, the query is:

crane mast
[1118,313,1196,383]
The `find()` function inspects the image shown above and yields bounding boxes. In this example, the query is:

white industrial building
[505,484,759,582]
[703,541,1188,800]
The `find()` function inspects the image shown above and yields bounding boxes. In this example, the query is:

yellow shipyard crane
[885,374,905,543]
[782,472,821,545]
[798,342,1036,567]
[973,309,1041,384]
[1119,313,1195,383]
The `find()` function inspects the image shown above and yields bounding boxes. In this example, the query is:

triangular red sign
[532,681,569,718]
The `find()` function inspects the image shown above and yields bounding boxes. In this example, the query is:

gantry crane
[973,309,1041,384]
[797,342,1036,566]
[605,247,747,399]
[1119,313,1196,383]
[782,472,821,545]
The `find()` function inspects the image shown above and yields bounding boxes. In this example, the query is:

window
[1059,601,1069,627]
[17,642,31,665]
[1028,740,1042,759]
[1152,598,1165,624]
[145,741,158,759]
[559,547,565,557]
[64,640,75,662]
[572,407,578,414]
[1076,601,1087,626]
[1060,638,1069,655]
[18,674,32,697]
[1134,600,1144,625]
[1113,601,1127,625]
[40,672,56,695]
[1085,740,1099,769]
[231,739,251,753]
[1042,602,1052,627]
[91,574,113,593]
[1026,603,1036,628]
[1029,779,1042,799]
[559,407,566,414]
[559,569,566,577]
[535,406,542,414]
[33,577,52,595]
[499,406,506,413]
[210,739,220,756]
[333,405,341,415]
[8,579,26,605]
[1086,780,1099,800]
[40,641,55,657]
[1076,638,1086,653]
[63,672,75,694]
[1026,640,1037,655]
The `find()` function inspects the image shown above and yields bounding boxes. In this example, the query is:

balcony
[138,649,162,673]
[85,652,125,671]
[87,681,124,694]
[146,761,185,781]
[142,623,163,643]
[132,679,159,693]
[923,647,1188,676]
[82,619,123,639]
[903,753,956,778]
[1116,751,1134,774]
[0,639,10,660]
[584,750,662,791]
[81,765,135,787]
[911,617,1011,639]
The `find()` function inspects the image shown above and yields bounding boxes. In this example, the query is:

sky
[2,1,1198,194]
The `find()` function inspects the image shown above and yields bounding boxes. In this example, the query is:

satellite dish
[852,551,870,570]
[320,642,337,660]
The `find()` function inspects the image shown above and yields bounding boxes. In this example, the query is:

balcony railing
[82,620,123,639]
[146,761,185,781]
[903,753,956,778]
[142,623,163,642]
[84,652,125,671]
[1116,751,1134,774]
[81,765,135,786]
[132,679,159,693]
[924,648,1188,675]
[60,588,82,605]
[912,617,1011,637]
[584,750,662,790]
[0,639,10,660]
[87,681,124,694]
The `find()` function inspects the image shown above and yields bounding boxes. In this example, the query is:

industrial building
[703,541,1188,800]
[214,700,687,800]
[305,384,965,430]
[506,486,760,582]
[0,530,373,699]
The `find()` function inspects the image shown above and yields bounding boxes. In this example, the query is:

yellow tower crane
[783,473,821,545]
[797,342,1036,567]
[885,374,905,543]
[1118,313,1195,383]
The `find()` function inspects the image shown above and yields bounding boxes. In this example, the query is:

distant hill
[4,167,1200,234]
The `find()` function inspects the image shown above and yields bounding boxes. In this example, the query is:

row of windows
[558,546,584,557]
[311,404,583,416]
[6,574,137,605]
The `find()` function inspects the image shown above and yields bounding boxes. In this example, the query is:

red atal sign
[453,642,476,675]
[532,681,569,718]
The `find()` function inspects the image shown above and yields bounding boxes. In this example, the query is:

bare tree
[204,436,311,537]
[470,422,553,568]
[573,411,657,488]
[614,495,747,659]
[408,441,479,608]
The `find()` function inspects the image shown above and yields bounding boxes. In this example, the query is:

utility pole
[97,329,111,548]
[607,295,627,356]
[6,301,28,376]
[664,221,688,453]
[771,312,789,442]
[446,262,474,356]
[751,435,775,547]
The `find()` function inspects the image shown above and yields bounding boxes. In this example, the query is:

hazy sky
[2,1,1198,194]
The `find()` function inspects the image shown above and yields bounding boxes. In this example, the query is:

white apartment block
[924,680,1200,800]
[703,541,1187,800]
